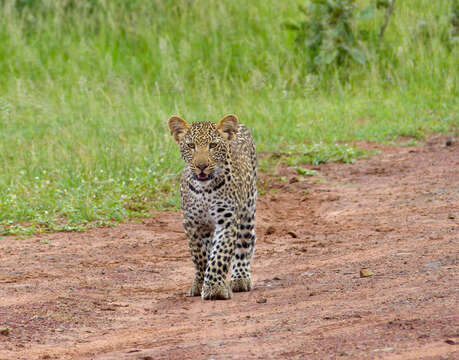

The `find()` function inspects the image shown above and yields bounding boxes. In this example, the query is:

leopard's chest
[182,173,239,214]
[185,180,234,204]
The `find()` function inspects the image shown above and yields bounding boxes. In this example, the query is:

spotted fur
[168,114,257,300]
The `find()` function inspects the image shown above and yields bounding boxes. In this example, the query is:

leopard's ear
[216,114,238,141]
[168,115,191,144]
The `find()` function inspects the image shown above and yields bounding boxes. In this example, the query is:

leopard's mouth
[195,172,212,181]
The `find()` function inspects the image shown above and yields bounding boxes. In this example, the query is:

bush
[285,0,366,70]
[285,0,401,71]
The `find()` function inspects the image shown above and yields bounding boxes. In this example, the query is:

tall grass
[0,0,457,234]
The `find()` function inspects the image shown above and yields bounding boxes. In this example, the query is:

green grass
[0,0,457,235]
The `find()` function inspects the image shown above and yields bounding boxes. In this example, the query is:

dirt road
[1,136,458,359]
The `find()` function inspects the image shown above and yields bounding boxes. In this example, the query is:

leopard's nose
[196,164,208,171]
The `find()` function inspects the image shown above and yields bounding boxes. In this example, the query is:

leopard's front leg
[231,199,257,293]
[201,215,237,300]
[183,219,213,297]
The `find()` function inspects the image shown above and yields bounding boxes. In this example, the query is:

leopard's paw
[201,282,232,300]
[189,278,203,297]
[230,277,252,292]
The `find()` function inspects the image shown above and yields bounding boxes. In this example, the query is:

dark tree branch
[379,0,396,42]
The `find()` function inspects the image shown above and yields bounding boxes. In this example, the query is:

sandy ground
[1,135,458,360]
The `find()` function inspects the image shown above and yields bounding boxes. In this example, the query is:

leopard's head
[168,114,238,182]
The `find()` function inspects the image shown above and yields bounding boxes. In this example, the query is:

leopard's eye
[209,142,218,149]
[187,143,195,150]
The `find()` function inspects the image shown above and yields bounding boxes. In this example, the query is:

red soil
[1,135,458,359]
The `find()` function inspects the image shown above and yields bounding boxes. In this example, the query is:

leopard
[168,114,257,300]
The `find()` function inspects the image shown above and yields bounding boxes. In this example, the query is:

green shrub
[285,0,404,71]
[286,0,367,69]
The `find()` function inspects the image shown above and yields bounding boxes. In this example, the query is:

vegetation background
[0,0,457,235]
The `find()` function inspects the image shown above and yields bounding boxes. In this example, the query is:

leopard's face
[180,122,229,182]
[168,115,238,183]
